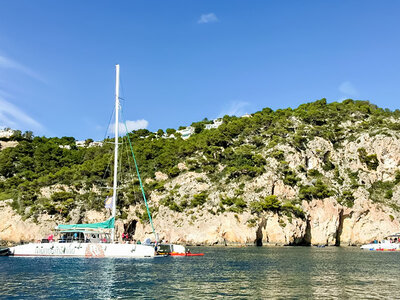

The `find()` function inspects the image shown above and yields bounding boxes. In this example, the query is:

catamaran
[8,65,156,258]
[6,65,203,258]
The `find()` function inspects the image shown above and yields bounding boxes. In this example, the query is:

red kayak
[170,252,204,256]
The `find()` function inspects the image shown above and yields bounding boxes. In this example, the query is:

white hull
[360,241,400,251]
[9,242,156,258]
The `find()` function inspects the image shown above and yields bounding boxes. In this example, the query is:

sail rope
[123,121,157,240]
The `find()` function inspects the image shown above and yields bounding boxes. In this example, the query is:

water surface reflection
[1,247,399,299]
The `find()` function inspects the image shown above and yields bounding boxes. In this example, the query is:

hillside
[1,99,400,246]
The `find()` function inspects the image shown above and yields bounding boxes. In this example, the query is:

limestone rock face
[302,198,341,246]
[135,207,257,245]
[261,214,307,245]
[0,200,57,244]
[177,163,187,171]
[155,171,168,181]
[339,199,400,245]
[0,141,18,150]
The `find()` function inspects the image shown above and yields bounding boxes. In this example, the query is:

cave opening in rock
[124,220,137,237]
[255,231,263,246]
[255,218,266,246]
[302,218,312,246]
[335,210,344,246]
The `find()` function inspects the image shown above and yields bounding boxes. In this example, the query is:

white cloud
[219,101,250,117]
[109,119,149,135]
[0,97,44,130]
[0,55,46,83]
[125,119,149,131]
[339,81,359,97]
[198,13,219,24]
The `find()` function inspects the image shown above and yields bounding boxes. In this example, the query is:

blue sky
[1,1,400,140]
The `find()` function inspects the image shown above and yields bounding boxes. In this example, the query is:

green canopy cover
[56,217,115,230]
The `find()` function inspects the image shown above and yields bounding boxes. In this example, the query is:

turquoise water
[1,246,399,299]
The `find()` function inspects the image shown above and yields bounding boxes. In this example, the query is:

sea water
[0,246,399,299]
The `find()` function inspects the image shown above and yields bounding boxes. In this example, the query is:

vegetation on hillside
[1,99,400,222]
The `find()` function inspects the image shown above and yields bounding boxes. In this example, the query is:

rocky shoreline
[1,194,398,247]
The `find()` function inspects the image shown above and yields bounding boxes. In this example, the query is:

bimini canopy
[56,217,115,230]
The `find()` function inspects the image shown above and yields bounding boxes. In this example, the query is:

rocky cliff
[2,133,400,246]
[2,100,400,246]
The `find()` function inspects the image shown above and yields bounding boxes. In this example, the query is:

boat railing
[58,237,86,243]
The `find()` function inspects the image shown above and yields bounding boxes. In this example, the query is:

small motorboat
[360,233,400,251]
[156,244,204,257]
[0,247,11,256]
[169,252,204,256]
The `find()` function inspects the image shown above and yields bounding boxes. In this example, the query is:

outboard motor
[0,247,12,256]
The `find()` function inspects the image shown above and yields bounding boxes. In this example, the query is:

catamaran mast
[111,64,120,243]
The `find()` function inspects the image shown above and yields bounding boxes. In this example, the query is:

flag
[105,196,113,209]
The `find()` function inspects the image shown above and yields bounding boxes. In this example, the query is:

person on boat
[125,233,129,242]
[122,233,126,242]
[47,234,54,242]
[60,234,67,243]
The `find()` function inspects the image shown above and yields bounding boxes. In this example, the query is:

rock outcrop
[2,196,399,246]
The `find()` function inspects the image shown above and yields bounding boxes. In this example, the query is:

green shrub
[191,192,208,207]
[322,160,335,171]
[281,202,305,219]
[167,166,180,178]
[347,169,360,188]
[299,180,333,201]
[271,150,285,161]
[358,148,379,170]
[0,192,13,201]
[338,190,355,208]
[385,190,393,199]
[308,169,322,177]
[250,195,282,214]
[368,180,395,203]
[283,168,300,187]
[247,218,257,227]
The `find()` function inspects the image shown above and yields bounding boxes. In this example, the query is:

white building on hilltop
[177,126,195,140]
[205,119,223,130]
[175,118,224,140]
[76,140,103,148]
[241,113,252,118]
[0,129,15,139]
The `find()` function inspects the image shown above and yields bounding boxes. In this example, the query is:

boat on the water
[156,243,204,256]
[360,233,400,251]
[0,247,11,256]
[8,65,156,258]
[6,65,202,258]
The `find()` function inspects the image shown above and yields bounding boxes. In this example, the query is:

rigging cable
[123,120,157,240]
